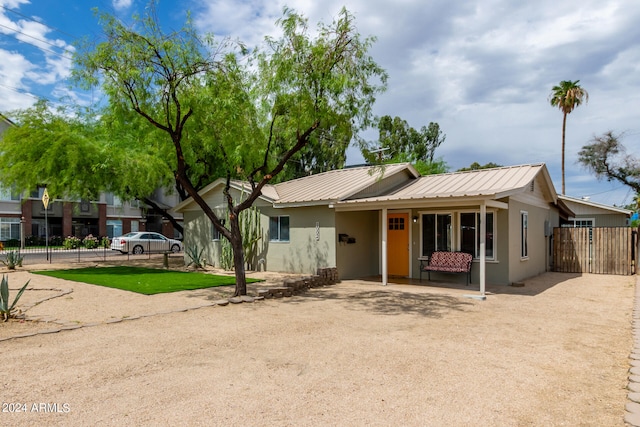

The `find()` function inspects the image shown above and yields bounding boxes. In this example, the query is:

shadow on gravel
[293,289,474,318]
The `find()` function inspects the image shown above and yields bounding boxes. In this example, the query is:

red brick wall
[21,201,32,237]
[98,204,107,237]
[62,203,73,237]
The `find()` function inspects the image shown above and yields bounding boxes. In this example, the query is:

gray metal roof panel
[272,163,416,204]
[339,164,547,204]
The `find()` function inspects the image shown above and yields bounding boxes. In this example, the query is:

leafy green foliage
[0,101,106,201]
[360,115,446,165]
[457,162,503,172]
[412,159,450,175]
[63,236,82,250]
[66,3,385,296]
[549,80,589,114]
[0,275,29,321]
[82,234,99,249]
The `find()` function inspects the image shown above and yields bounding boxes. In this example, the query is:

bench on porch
[419,251,473,286]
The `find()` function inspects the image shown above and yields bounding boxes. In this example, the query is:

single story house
[174,163,583,292]
[558,195,632,227]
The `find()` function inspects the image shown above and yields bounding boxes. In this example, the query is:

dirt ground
[0,260,635,426]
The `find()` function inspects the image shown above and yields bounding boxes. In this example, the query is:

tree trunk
[229,213,247,296]
[561,112,567,195]
[141,197,184,234]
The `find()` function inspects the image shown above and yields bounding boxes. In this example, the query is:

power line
[0,82,48,101]
[0,4,78,40]
[0,23,74,59]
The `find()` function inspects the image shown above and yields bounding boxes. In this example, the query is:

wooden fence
[553,227,636,275]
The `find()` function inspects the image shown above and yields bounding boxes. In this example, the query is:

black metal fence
[0,244,183,267]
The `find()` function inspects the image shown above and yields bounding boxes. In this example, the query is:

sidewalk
[626,275,640,425]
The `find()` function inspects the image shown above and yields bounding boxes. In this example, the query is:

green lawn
[33,266,261,295]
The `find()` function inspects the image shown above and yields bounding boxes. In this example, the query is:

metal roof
[559,195,632,216]
[175,163,566,213]
[339,163,552,204]
[172,164,417,212]
[272,163,417,205]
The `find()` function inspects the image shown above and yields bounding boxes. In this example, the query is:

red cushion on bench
[422,252,472,271]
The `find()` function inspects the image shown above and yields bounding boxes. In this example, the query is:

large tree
[578,131,640,194]
[0,101,106,200]
[0,101,189,233]
[69,4,386,296]
[549,80,589,195]
[360,115,446,170]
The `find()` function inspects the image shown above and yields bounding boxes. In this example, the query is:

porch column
[382,207,388,286]
[479,201,486,298]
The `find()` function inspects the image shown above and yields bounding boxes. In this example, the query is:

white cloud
[0,0,29,8]
[112,0,133,11]
[1,0,638,205]
[0,48,38,110]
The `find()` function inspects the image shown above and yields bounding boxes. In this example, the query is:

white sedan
[110,232,183,255]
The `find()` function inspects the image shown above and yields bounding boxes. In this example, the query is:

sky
[1,0,639,207]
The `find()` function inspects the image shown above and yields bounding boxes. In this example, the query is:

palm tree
[549,80,589,195]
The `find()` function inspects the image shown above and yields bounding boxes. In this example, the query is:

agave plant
[186,245,207,269]
[2,250,23,270]
[0,275,29,321]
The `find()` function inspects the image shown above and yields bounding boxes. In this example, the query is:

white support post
[479,201,486,299]
[382,207,388,286]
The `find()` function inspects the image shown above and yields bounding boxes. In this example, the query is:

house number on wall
[316,222,320,241]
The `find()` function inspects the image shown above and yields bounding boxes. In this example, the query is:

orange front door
[387,213,409,277]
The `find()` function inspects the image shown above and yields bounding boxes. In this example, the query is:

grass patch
[33,266,261,295]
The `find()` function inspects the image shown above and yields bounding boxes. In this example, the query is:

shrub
[100,237,111,248]
[63,236,81,250]
[25,235,43,246]
[82,234,99,249]
[49,235,64,246]
[4,239,19,248]
[0,274,30,321]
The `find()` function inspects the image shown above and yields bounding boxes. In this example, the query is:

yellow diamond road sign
[42,188,50,209]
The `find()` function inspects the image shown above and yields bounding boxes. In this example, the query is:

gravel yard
[0,267,635,426]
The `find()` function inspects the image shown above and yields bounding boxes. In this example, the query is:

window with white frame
[0,217,20,241]
[269,216,290,242]
[421,213,451,257]
[0,186,20,201]
[566,218,594,228]
[211,219,226,241]
[105,193,122,207]
[460,211,494,259]
[521,211,528,258]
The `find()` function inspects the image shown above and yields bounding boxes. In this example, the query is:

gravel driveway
[0,267,635,426]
